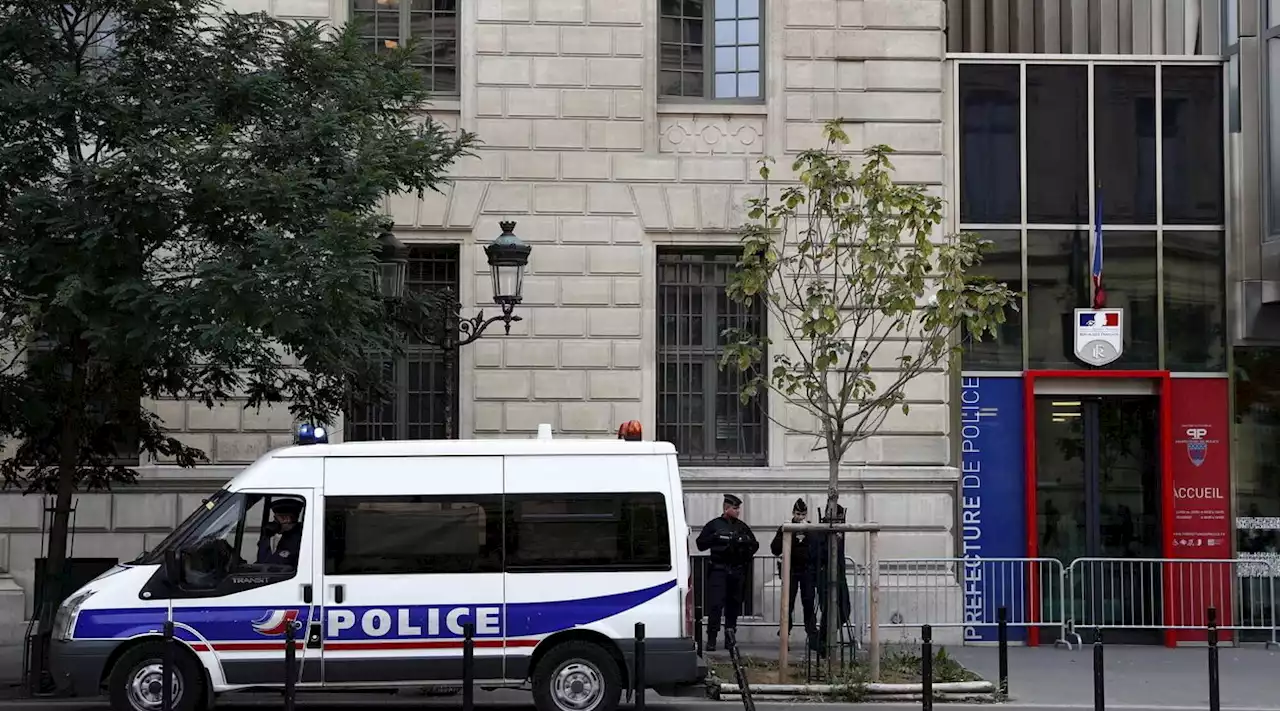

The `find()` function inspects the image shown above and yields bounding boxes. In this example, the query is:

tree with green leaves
[721,121,1018,658]
[0,0,473,653]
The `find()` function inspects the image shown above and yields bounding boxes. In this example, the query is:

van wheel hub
[551,661,604,711]
[127,662,182,710]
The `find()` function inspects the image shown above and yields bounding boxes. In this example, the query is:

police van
[48,424,703,711]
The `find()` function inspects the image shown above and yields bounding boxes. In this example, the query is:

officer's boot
[705,627,718,652]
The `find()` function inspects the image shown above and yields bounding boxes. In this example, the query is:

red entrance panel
[1168,377,1233,645]
[1022,371,1174,647]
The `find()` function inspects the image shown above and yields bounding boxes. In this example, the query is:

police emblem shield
[1073,309,1125,367]
[1186,438,1207,467]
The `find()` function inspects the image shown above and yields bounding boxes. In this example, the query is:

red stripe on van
[198,638,541,652]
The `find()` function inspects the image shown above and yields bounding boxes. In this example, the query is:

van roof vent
[536,423,553,440]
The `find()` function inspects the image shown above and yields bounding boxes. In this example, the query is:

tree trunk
[824,452,839,671]
[40,353,85,632]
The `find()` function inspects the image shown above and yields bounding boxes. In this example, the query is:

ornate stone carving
[658,115,766,155]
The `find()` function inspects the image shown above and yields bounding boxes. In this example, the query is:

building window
[957,60,1226,373]
[505,493,672,572]
[960,231,1023,371]
[324,495,503,575]
[659,0,763,101]
[656,250,767,466]
[344,245,460,441]
[351,0,458,95]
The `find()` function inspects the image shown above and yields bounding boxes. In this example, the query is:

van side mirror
[163,549,184,586]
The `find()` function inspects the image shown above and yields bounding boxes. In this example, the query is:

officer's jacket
[696,515,759,568]
[769,526,812,571]
[256,526,302,567]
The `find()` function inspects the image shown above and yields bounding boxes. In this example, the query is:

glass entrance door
[1035,394,1163,643]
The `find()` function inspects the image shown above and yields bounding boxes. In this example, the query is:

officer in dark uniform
[256,498,303,568]
[696,493,759,651]
[770,498,817,641]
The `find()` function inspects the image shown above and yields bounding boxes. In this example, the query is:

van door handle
[302,584,313,604]
[334,584,345,604]
[306,622,323,650]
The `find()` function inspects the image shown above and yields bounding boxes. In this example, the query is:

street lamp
[454,220,532,346]
[485,220,533,324]
[364,220,531,441]
[375,217,409,299]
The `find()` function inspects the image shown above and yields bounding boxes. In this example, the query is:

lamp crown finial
[499,220,517,233]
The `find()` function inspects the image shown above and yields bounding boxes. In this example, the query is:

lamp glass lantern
[375,223,409,299]
[484,221,532,307]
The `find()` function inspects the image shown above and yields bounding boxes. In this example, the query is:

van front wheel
[107,640,206,711]
[532,641,622,711]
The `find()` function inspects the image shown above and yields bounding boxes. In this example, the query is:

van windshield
[132,489,229,565]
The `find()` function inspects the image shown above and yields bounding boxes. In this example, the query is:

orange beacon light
[617,420,643,441]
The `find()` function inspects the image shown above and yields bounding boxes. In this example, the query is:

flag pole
[1091,183,1105,310]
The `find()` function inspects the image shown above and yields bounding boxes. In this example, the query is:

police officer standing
[696,493,758,651]
[256,498,303,568]
[770,498,817,642]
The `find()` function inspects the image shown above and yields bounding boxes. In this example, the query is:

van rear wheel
[532,641,622,711]
[107,640,205,711]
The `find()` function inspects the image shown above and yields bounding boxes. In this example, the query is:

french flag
[1092,186,1106,309]
[1079,311,1118,327]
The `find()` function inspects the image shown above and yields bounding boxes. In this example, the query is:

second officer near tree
[696,493,759,651]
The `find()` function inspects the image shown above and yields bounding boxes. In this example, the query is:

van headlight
[53,590,96,642]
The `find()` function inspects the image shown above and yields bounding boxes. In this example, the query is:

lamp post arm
[455,302,521,347]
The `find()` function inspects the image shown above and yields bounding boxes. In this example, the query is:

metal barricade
[1062,557,1280,647]
[875,557,1069,644]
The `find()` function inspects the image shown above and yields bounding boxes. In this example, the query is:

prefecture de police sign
[1073,308,1124,367]
[959,376,1025,643]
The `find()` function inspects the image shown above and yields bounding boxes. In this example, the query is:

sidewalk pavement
[1,645,21,685]
[949,643,1280,709]
[730,640,1280,709]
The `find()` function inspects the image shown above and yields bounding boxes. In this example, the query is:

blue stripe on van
[74,579,676,642]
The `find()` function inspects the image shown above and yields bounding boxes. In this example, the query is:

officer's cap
[792,498,807,514]
[270,498,303,517]
[723,493,743,507]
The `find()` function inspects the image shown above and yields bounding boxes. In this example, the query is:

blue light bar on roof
[296,422,329,446]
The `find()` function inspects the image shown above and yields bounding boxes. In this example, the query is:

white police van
[49,425,703,711]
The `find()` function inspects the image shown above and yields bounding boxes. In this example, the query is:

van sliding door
[318,456,507,685]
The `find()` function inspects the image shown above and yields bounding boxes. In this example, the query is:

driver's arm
[256,534,273,564]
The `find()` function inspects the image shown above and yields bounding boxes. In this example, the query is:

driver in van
[256,498,303,567]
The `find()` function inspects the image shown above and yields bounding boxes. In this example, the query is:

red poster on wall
[1168,377,1232,643]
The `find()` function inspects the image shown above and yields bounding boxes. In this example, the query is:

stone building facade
[0,0,953,642]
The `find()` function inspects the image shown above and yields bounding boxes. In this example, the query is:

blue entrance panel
[959,375,1027,642]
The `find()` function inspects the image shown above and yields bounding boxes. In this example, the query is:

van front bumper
[49,639,117,697]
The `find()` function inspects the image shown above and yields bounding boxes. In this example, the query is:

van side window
[324,495,503,575]
[506,493,671,572]
[175,493,305,589]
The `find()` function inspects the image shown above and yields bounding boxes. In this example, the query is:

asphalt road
[1,702,1279,711]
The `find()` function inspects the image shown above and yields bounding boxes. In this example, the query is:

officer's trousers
[785,567,818,634]
[705,565,745,639]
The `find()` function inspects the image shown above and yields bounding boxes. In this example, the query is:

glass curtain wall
[956,59,1227,374]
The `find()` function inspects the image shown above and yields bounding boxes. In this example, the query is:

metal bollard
[634,622,647,711]
[1207,607,1220,711]
[1093,629,1105,711]
[462,622,475,711]
[997,606,1009,697]
[162,620,174,711]
[921,624,933,711]
[283,620,298,711]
